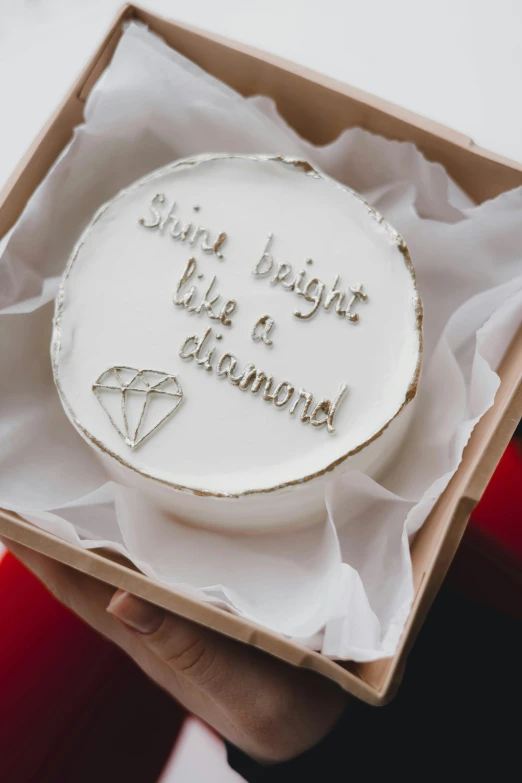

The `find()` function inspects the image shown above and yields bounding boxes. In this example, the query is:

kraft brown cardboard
[1,4,521,705]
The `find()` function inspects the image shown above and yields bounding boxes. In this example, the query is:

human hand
[2,539,348,765]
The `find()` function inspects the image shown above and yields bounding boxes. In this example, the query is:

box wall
[0,4,521,704]
[138,7,522,203]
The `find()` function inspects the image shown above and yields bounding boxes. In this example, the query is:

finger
[108,589,225,690]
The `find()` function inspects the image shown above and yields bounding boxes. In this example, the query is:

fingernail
[107,590,165,634]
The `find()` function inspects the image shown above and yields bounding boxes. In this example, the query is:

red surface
[0,555,184,783]
[447,440,522,618]
[469,439,522,561]
[0,439,520,781]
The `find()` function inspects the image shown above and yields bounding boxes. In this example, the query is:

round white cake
[52,154,422,532]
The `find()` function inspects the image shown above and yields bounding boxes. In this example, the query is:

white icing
[53,155,421,529]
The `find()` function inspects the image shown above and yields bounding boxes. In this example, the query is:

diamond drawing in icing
[92,367,183,449]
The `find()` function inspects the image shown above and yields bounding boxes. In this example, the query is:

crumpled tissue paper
[1,23,521,661]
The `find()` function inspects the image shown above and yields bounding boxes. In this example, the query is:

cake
[52,154,422,532]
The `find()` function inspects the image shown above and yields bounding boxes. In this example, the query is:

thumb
[107,589,224,689]
[107,590,348,763]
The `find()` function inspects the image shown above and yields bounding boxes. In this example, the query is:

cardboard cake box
[1,3,522,706]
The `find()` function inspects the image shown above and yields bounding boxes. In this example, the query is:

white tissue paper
[1,23,521,661]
